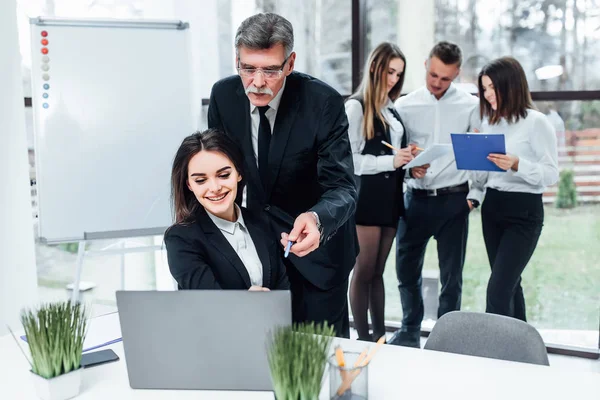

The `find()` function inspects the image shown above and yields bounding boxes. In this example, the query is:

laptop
[116,290,292,391]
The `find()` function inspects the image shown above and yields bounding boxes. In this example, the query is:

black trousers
[482,188,544,322]
[285,260,350,338]
[395,190,470,330]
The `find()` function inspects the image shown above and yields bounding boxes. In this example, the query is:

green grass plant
[21,301,87,379]
[267,322,335,400]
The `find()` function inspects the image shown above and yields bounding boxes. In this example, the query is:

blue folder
[451,133,506,172]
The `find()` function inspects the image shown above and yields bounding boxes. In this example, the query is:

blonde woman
[346,42,414,341]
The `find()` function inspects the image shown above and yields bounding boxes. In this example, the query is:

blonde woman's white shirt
[476,109,559,194]
[345,98,405,175]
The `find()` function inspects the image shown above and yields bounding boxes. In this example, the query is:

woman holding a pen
[164,129,289,292]
[345,42,414,342]
[476,57,558,321]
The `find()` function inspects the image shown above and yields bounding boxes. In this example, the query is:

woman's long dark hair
[170,129,245,224]
[478,56,534,125]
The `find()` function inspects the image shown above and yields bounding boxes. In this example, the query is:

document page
[402,144,452,170]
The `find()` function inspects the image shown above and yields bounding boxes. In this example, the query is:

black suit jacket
[164,206,289,290]
[208,71,358,290]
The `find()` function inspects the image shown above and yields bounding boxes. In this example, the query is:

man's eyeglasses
[237,55,289,79]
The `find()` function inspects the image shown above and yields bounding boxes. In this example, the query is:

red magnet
[41,47,48,54]
[41,31,48,37]
[41,39,49,45]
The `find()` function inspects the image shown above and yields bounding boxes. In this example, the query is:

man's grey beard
[245,85,274,96]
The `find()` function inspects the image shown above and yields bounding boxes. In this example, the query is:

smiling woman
[164,129,289,292]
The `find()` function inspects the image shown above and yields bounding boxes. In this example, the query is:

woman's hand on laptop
[249,286,270,292]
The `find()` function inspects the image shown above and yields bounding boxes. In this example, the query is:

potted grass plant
[19,301,88,400]
[267,322,335,400]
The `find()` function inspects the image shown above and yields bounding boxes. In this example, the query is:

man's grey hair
[235,13,294,58]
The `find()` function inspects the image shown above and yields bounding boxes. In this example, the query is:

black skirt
[355,170,404,228]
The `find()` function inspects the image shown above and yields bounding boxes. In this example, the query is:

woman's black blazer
[164,206,289,290]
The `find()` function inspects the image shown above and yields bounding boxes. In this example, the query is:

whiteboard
[29,18,194,244]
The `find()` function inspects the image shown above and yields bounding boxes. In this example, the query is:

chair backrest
[424,311,549,366]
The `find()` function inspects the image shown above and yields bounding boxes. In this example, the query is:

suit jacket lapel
[243,211,272,289]
[196,208,252,288]
[268,80,299,199]
[235,85,265,205]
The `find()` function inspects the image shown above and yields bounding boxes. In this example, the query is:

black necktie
[258,106,271,189]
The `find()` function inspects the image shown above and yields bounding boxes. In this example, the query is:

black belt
[410,182,469,197]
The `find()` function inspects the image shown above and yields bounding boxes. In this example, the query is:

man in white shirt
[390,41,483,347]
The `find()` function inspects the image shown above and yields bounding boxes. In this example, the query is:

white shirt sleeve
[513,114,559,187]
[345,99,395,176]
[467,170,488,203]
[468,102,482,132]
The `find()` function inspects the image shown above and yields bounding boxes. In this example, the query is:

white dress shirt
[241,79,287,207]
[345,98,405,175]
[249,79,287,164]
[473,109,559,194]
[394,84,483,202]
[207,205,263,287]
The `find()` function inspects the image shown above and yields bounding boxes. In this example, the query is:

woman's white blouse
[346,98,405,175]
[475,109,559,194]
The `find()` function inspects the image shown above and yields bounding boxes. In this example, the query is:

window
[436,0,600,91]
[366,0,600,351]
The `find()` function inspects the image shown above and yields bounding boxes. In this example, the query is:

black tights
[350,225,396,341]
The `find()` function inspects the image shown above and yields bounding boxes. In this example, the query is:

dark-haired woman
[164,129,289,291]
[476,57,558,321]
[346,42,413,342]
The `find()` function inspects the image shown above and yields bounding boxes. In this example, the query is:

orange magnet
[41,31,48,37]
[41,47,48,54]
[41,39,49,45]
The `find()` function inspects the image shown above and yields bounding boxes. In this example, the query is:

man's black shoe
[387,329,420,348]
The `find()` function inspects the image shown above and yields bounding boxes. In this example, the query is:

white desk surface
[1,313,598,400]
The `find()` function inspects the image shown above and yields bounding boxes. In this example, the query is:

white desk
[1,313,598,400]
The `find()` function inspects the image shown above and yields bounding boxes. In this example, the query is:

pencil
[381,140,424,152]
[336,336,387,396]
[335,346,346,367]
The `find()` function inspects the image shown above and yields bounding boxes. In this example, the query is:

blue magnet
[43,84,50,90]
[43,93,49,99]
[42,103,49,109]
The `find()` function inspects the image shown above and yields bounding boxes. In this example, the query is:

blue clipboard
[451,133,506,172]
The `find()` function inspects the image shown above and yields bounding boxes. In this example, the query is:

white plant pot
[30,368,82,400]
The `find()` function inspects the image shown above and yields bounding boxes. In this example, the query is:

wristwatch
[309,211,323,237]
[468,199,480,208]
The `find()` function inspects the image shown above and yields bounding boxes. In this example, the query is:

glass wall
[367,0,600,91]
[368,0,600,351]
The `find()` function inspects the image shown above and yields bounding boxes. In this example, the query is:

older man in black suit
[208,12,358,337]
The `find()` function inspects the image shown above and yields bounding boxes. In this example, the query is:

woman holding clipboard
[345,42,414,341]
[476,57,558,321]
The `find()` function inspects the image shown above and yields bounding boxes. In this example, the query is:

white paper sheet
[82,312,122,352]
[402,144,452,170]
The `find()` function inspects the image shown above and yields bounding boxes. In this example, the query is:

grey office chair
[424,311,550,366]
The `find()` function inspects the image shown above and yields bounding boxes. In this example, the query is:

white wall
[0,0,38,336]
[397,0,434,93]
[140,0,224,130]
